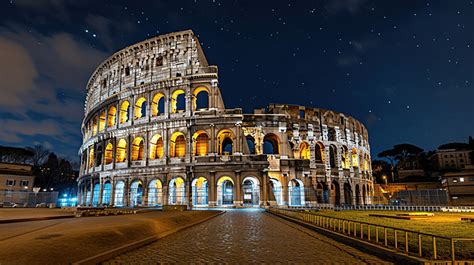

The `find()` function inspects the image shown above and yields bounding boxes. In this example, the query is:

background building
[0,162,35,206]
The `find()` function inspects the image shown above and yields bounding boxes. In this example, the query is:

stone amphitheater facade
[77,30,374,208]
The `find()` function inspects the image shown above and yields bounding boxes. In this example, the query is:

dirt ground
[0,209,220,265]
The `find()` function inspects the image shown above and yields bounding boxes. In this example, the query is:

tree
[26,145,50,167]
[378,143,424,182]
[377,148,398,182]
[371,159,391,184]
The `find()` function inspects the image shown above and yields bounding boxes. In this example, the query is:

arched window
[114,181,125,207]
[352,147,359,168]
[149,134,164,159]
[107,106,116,127]
[246,135,256,154]
[171,89,186,113]
[193,87,209,110]
[104,143,113,164]
[102,181,111,205]
[217,129,234,155]
[131,137,145,161]
[119,101,130,124]
[95,146,103,166]
[328,128,336,141]
[151,93,165,116]
[341,146,350,169]
[92,116,98,136]
[130,180,143,207]
[170,132,186,158]
[300,142,310,160]
[116,139,127,163]
[315,142,324,163]
[88,148,94,168]
[134,97,147,119]
[329,145,337,168]
[193,131,208,156]
[148,179,163,206]
[99,110,106,131]
[263,133,279,155]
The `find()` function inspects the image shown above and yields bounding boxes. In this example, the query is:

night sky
[0,0,472,162]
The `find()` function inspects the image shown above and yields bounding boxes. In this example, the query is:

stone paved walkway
[106,209,392,264]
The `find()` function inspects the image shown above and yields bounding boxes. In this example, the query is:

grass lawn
[313,210,474,238]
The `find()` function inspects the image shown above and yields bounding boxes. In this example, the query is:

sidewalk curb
[71,210,225,265]
[0,215,75,224]
[267,210,432,265]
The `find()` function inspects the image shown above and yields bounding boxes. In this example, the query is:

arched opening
[116,139,127,163]
[92,116,98,136]
[217,176,234,206]
[263,133,279,155]
[171,89,186,113]
[114,181,125,207]
[193,131,208,156]
[148,179,162,206]
[316,183,324,203]
[104,143,113,165]
[130,180,143,207]
[170,132,186,158]
[85,184,91,206]
[192,177,208,206]
[92,183,100,206]
[315,142,325,163]
[323,184,329,203]
[151,93,165,116]
[364,154,370,171]
[107,106,116,127]
[341,146,350,169]
[149,134,164,159]
[99,110,106,131]
[331,181,340,206]
[328,127,336,141]
[329,145,337,168]
[119,101,130,124]
[362,184,367,205]
[95,146,103,166]
[300,142,310,160]
[288,179,305,206]
[168,177,185,205]
[102,181,111,205]
[134,97,147,119]
[217,129,234,155]
[352,148,359,168]
[355,184,361,205]
[246,135,256,154]
[269,178,283,206]
[193,87,209,110]
[88,148,94,168]
[242,177,260,206]
[131,137,145,161]
[344,182,352,205]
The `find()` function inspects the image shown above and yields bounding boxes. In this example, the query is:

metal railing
[286,205,474,212]
[268,208,474,263]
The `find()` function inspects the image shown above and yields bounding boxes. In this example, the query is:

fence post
[368,225,371,241]
[405,232,409,253]
[451,238,455,264]
[432,237,437,259]
[376,226,379,243]
[394,230,398,249]
[384,228,388,246]
[418,234,422,257]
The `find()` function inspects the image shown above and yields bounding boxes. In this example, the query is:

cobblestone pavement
[106,209,392,264]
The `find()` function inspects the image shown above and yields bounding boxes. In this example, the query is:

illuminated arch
[217,176,234,206]
[171,89,186,113]
[149,134,164,159]
[242,176,260,206]
[217,129,234,155]
[134,97,147,119]
[92,116,98,136]
[351,147,359,168]
[263,133,280,155]
[107,106,116,127]
[246,135,256,154]
[119,101,130,124]
[341,146,350,169]
[269,178,283,205]
[170,132,186,158]
[114,180,125,206]
[104,143,113,164]
[130,179,143,207]
[131,137,145,161]
[99,110,106,131]
[148,179,163,206]
[192,177,208,206]
[151,93,165,116]
[193,86,209,110]
[329,145,337,168]
[102,181,112,205]
[288,179,305,206]
[193,130,209,156]
[315,142,325,163]
[116,139,127,163]
[88,148,94,168]
[169,177,185,205]
[300,142,310,160]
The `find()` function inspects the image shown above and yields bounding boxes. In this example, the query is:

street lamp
[382,175,388,185]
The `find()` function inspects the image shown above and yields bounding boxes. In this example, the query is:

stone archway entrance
[242,177,260,206]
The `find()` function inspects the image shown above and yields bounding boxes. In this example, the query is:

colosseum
[77,29,374,208]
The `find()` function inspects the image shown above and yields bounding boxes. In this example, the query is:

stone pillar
[125,178,130,207]
[282,175,289,206]
[110,178,116,206]
[185,169,193,209]
[162,174,169,205]
[142,178,148,206]
[89,180,94,207]
[210,124,215,154]
[235,171,242,207]
[262,170,268,206]
[98,177,103,205]
[209,171,216,206]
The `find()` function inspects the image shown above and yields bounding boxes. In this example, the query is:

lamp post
[382,175,388,186]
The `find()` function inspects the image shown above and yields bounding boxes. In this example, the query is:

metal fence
[268,208,474,263]
[0,191,58,207]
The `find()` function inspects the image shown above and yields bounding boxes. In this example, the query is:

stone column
[142,178,148,206]
[98,177,103,206]
[110,178,116,206]
[89,180,94,207]
[282,175,289,206]
[185,169,193,209]
[162,174,169,205]
[235,171,242,207]
[210,124,215,154]
[209,171,216,206]
[262,170,269,206]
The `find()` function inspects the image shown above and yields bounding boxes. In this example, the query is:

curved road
[105,209,391,264]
